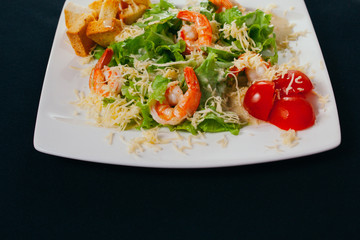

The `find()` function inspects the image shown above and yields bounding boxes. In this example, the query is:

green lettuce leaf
[102,97,116,106]
[149,75,171,103]
[195,52,233,106]
[201,46,239,62]
[137,102,160,129]
[121,79,141,101]
[136,75,170,129]
[199,1,217,20]
[216,8,278,64]
[196,111,242,135]
[168,110,244,135]
[136,0,178,29]
[215,6,243,24]
[167,120,198,135]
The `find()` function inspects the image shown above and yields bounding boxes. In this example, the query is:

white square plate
[34,0,341,168]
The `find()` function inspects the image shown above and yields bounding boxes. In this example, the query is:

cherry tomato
[274,70,313,97]
[244,81,275,121]
[268,97,315,131]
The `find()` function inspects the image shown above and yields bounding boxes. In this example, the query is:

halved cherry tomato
[274,70,313,97]
[243,81,275,121]
[268,97,315,131]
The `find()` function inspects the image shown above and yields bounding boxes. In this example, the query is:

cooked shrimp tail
[177,10,212,48]
[210,0,233,13]
[89,48,121,97]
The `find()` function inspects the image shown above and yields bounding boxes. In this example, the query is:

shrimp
[210,0,233,13]
[165,81,184,106]
[231,52,270,83]
[150,67,201,125]
[177,10,212,52]
[89,48,121,97]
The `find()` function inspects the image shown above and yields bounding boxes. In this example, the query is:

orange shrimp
[89,48,121,97]
[230,52,270,83]
[150,67,202,125]
[241,52,270,83]
[210,0,233,13]
[177,10,212,52]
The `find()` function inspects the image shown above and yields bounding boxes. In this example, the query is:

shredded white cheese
[220,22,261,52]
[217,135,228,148]
[115,24,145,42]
[280,129,299,147]
[106,132,115,145]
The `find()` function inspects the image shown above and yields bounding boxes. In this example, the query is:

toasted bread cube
[98,0,121,20]
[64,2,96,29]
[123,0,150,7]
[86,18,123,47]
[88,0,104,19]
[66,14,96,57]
[120,3,148,24]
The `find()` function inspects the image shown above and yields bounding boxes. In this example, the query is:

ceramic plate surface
[34,0,341,168]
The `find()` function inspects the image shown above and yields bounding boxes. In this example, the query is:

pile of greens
[93,0,278,135]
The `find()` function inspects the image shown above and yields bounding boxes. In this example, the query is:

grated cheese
[189,96,241,128]
[193,141,208,146]
[228,87,260,125]
[280,129,299,147]
[115,24,145,42]
[220,22,261,52]
[266,143,284,152]
[173,143,187,154]
[217,135,228,148]
[233,52,267,74]
[263,3,278,14]
[313,91,329,109]
[106,132,115,145]
[285,72,295,95]
[75,92,141,130]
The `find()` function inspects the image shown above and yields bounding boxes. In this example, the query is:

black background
[1,0,360,239]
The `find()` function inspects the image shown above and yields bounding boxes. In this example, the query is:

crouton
[64,2,96,29]
[124,0,150,7]
[98,0,121,20]
[120,3,148,24]
[86,18,123,47]
[64,2,97,57]
[66,14,96,57]
[88,0,104,19]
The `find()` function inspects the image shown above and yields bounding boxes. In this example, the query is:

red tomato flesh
[244,81,275,121]
[268,97,315,131]
[274,70,313,97]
